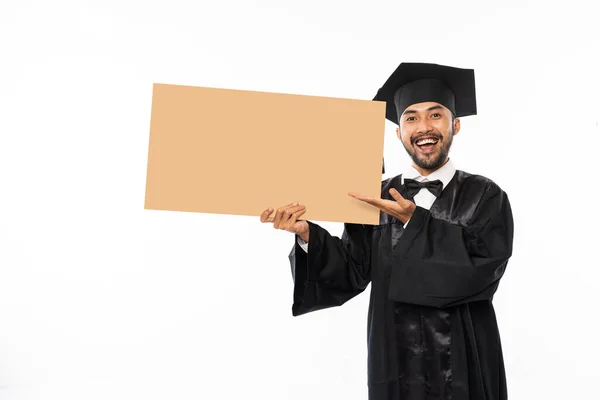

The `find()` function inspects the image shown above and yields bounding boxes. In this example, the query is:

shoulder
[453,170,511,222]
[454,170,507,198]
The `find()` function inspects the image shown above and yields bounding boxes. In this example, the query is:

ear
[453,118,461,136]
[396,126,401,140]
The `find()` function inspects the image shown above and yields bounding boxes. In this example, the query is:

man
[260,62,514,400]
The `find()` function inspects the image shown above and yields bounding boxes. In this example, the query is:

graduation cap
[373,62,477,125]
[374,62,477,174]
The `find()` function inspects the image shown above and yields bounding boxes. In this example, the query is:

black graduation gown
[288,170,514,400]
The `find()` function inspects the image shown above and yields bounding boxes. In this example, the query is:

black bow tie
[403,178,443,198]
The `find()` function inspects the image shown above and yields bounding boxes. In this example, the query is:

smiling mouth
[412,136,440,155]
[414,136,440,147]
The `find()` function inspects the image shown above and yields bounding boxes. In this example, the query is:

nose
[416,119,433,134]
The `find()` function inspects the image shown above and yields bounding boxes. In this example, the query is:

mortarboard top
[373,62,477,125]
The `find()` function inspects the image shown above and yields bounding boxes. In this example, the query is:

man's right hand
[260,202,309,242]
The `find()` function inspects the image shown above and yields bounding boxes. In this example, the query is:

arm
[289,220,373,316]
[388,184,514,308]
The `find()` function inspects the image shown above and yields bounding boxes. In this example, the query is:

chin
[413,154,445,170]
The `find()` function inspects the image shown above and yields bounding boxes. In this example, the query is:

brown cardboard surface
[144,83,386,225]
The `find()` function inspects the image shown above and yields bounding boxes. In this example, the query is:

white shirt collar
[400,158,456,189]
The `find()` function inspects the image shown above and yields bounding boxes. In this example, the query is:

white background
[1,1,599,399]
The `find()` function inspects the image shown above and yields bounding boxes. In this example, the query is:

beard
[402,125,454,171]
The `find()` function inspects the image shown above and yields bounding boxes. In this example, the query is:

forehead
[402,101,450,114]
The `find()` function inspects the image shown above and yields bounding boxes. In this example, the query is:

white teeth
[416,138,438,145]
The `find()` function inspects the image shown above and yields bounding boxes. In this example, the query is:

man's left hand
[348,188,416,224]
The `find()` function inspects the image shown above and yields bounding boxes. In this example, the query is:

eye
[406,116,415,122]
[431,113,441,118]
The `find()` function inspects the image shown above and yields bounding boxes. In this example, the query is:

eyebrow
[402,105,444,115]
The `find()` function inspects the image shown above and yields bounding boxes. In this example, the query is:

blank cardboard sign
[144,83,386,225]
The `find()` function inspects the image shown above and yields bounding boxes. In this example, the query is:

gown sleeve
[388,182,514,308]
[289,220,373,316]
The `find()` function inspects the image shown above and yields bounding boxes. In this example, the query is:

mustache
[411,132,443,145]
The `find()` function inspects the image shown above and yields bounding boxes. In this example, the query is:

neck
[412,157,449,177]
